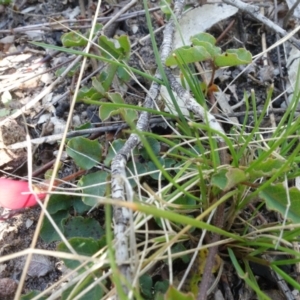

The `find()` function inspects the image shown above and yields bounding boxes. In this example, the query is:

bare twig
[273,0,289,106]
[0,7,160,34]
[5,117,169,150]
[216,107,300,117]
[260,6,276,128]
[283,0,300,29]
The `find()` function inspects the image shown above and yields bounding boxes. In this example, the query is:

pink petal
[0,178,46,209]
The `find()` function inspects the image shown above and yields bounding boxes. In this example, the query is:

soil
[0,0,299,299]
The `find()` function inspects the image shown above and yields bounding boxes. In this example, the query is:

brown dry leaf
[27,254,53,278]
[258,65,274,83]
[0,35,14,53]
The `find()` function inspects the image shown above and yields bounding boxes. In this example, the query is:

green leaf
[122,108,138,122]
[40,210,69,243]
[72,198,91,214]
[92,77,106,95]
[100,93,124,120]
[259,183,300,223]
[0,0,12,5]
[211,168,247,190]
[117,65,131,82]
[165,46,211,66]
[160,0,172,14]
[106,92,125,104]
[103,63,119,91]
[191,33,216,45]
[117,35,131,59]
[99,93,137,121]
[154,280,169,297]
[99,105,121,121]
[98,35,122,59]
[66,137,102,170]
[172,243,190,263]
[139,274,153,299]
[249,157,289,178]
[164,158,177,168]
[214,48,252,67]
[76,86,101,102]
[104,139,126,166]
[47,194,74,214]
[165,286,195,300]
[57,237,102,269]
[140,137,161,159]
[147,157,165,180]
[63,216,104,239]
[48,193,89,214]
[155,293,164,300]
[78,171,109,206]
[191,39,221,57]
[127,161,148,188]
[62,271,104,299]
[98,235,107,249]
[21,291,48,300]
[61,31,87,47]
[174,195,196,207]
[75,122,93,131]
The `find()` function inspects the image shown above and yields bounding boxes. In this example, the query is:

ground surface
[0,0,300,299]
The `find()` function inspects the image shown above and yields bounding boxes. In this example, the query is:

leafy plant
[165,32,251,67]
[25,8,300,299]
[61,30,138,122]
[0,0,11,5]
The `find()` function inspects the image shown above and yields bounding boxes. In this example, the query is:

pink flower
[0,178,47,209]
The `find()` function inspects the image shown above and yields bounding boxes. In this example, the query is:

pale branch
[110,0,186,295]
[222,0,300,50]
[164,68,225,140]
